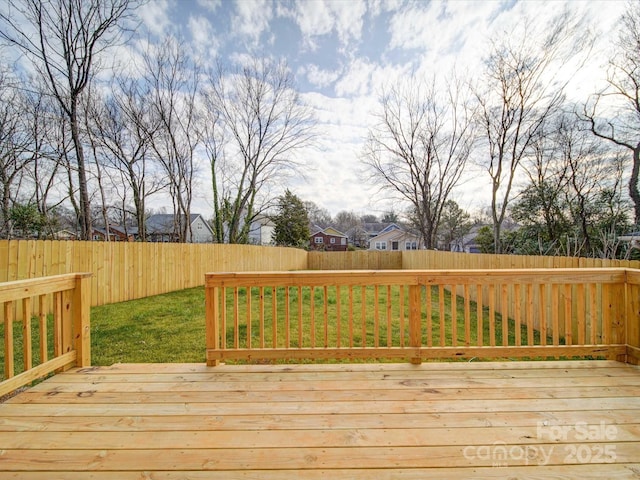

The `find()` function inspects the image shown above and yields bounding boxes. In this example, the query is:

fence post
[409,284,422,364]
[73,273,92,367]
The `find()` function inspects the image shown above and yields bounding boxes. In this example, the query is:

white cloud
[334,58,412,97]
[188,15,219,59]
[300,64,341,89]
[138,0,174,37]
[231,0,274,47]
[283,0,367,50]
[197,0,222,13]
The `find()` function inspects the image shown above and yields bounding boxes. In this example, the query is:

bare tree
[0,0,135,239]
[0,68,31,237]
[143,36,200,243]
[204,57,316,244]
[363,74,475,249]
[475,11,590,253]
[304,201,332,229]
[83,76,161,240]
[580,1,640,226]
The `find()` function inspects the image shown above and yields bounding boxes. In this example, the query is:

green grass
[91,287,207,365]
[2,285,557,373]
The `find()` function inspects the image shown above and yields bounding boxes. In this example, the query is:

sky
[12,0,630,220]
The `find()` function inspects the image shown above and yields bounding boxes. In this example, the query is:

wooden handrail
[0,273,92,397]
[205,268,640,366]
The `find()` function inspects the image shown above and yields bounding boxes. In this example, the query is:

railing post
[73,273,92,367]
[625,270,640,364]
[409,284,422,365]
[205,282,221,366]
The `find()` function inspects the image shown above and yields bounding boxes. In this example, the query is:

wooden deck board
[1,360,639,477]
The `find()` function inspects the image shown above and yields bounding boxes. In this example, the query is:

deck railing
[0,273,91,397]
[205,269,640,366]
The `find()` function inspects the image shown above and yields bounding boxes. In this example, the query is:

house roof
[146,214,211,234]
[362,223,407,237]
[322,227,347,238]
[310,226,347,238]
[370,225,420,243]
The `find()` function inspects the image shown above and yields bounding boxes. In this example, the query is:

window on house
[330,238,336,244]
[375,241,387,250]
[315,237,323,243]
[341,238,346,245]
[405,241,418,250]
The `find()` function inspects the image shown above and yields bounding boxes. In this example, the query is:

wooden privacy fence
[0,240,308,307]
[0,273,91,397]
[205,269,640,366]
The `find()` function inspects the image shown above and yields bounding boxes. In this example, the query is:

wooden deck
[1,360,640,478]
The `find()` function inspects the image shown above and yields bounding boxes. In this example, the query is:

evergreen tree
[272,190,310,248]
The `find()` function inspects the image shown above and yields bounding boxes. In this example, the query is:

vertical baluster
[564,284,573,346]
[409,284,421,364]
[451,284,457,347]
[39,294,48,363]
[439,285,445,347]
[361,286,366,347]
[297,286,302,348]
[246,287,252,350]
[526,284,534,346]
[336,286,341,349]
[501,284,509,346]
[576,283,585,346]
[463,284,471,347]
[233,287,239,349]
[323,286,328,348]
[540,284,547,346]
[259,287,265,349]
[23,297,33,371]
[589,283,598,344]
[399,285,405,347]
[514,284,522,347]
[488,284,496,347]
[386,285,392,348]
[551,284,560,346]
[426,285,432,347]
[4,301,14,378]
[476,284,483,347]
[285,286,290,349]
[374,285,379,348]
[272,287,278,348]
[310,286,315,348]
[602,284,611,346]
[349,286,354,348]
[53,291,62,357]
[221,288,227,350]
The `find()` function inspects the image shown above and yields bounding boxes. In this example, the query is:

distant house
[619,231,640,252]
[248,215,275,245]
[52,229,77,240]
[146,214,213,243]
[91,225,136,242]
[310,226,349,251]
[450,226,483,253]
[368,224,422,251]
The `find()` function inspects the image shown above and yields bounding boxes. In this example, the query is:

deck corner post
[205,279,221,366]
[409,284,422,365]
[73,273,92,367]
[625,270,640,364]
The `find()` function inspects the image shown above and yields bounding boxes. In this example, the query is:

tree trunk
[631,144,640,226]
